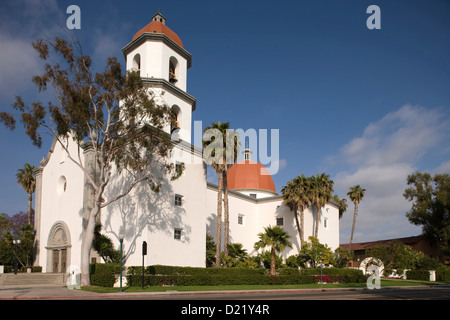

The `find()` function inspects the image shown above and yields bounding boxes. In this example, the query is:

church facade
[32,13,340,273]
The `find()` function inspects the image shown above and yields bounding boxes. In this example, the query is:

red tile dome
[133,14,184,48]
[227,160,276,193]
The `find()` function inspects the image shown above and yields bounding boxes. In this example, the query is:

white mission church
[32,13,340,273]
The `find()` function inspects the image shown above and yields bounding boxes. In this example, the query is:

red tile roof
[227,160,276,193]
[340,235,424,251]
[132,20,184,48]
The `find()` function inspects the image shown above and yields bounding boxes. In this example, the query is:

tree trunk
[223,170,229,257]
[80,205,99,286]
[315,205,320,239]
[215,171,223,267]
[270,245,276,276]
[349,201,358,251]
[294,210,303,250]
[300,210,304,248]
[27,192,33,225]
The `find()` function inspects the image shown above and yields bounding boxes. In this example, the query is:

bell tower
[122,13,196,143]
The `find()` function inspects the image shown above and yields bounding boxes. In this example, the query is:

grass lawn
[81,278,448,294]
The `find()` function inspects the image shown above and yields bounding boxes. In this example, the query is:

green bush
[91,273,116,287]
[127,265,266,276]
[126,274,317,287]
[406,270,430,281]
[125,266,368,286]
[89,263,122,287]
[436,269,450,282]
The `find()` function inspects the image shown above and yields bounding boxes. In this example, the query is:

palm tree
[254,225,292,275]
[310,173,334,239]
[202,122,239,266]
[333,194,348,219]
[347,185,366,250]
[16,163,36,225]
[281,174,312,249]
[222,127,240,258]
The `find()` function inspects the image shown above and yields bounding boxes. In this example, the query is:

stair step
[0,273,66,285]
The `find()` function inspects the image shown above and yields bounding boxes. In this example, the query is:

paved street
[1,283,450,300]
[1,284,449,319]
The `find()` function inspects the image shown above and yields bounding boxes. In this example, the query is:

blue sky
[0,0,449,244]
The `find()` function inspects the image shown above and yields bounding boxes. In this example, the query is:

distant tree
[404,172,450,258]
[254,225,292,275]
[347,185,366,250]
[299,236,335,268]
[16,163,36,225]
[0,38,182,285]
[0,213,34,268]
[333,194,348,219]
[334,247,354,268]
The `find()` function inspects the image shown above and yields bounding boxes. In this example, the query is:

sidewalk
[2,282,448,300]
[0,283,370,300]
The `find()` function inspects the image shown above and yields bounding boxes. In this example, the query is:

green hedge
[406,269,450,282]
[406,270,430,281]
[91,273,116,287]
[436,269,450,282]
[125,266,368,287]
[89,263,122,287]
[127,265,266,276]
[127,274,317,287]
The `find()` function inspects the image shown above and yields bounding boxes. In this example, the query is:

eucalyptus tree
[254,225,292,276]
[0,38,182,285]
[347,185,366,250]
[16,163,36,225]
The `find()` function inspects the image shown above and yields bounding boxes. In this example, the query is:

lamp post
[119,231,124,292]
[12,239,21,274]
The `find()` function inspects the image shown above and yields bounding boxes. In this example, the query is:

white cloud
[332,104,450,243]
[0,0,65,99]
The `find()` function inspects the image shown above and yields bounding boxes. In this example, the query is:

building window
[276,217,284,226]
[132,54,141,76]
[169,57,178,85]
[174,229,182,240]
[57,176,67,196]
[175,194,183,206]
[324,218,328,229]
[238,215,244,225]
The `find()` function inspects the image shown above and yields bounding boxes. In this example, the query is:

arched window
[132,54,141,76]
[171,105,181,134]
[169,57,178,85]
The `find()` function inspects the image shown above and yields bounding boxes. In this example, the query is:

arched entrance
[359,257,384,275]
[46,221,71,273]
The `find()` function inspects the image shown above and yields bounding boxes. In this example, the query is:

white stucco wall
[102,144,207,268]
[37,138,86,272]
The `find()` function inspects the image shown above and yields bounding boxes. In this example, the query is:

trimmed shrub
[91,273,116,287]
[406,270,430,281]
[125,265,369,287]
[126,274,317,287]
[89,263,122,287]
[436,269,450,282]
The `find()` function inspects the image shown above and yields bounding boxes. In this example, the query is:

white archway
[359,256,384,275]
